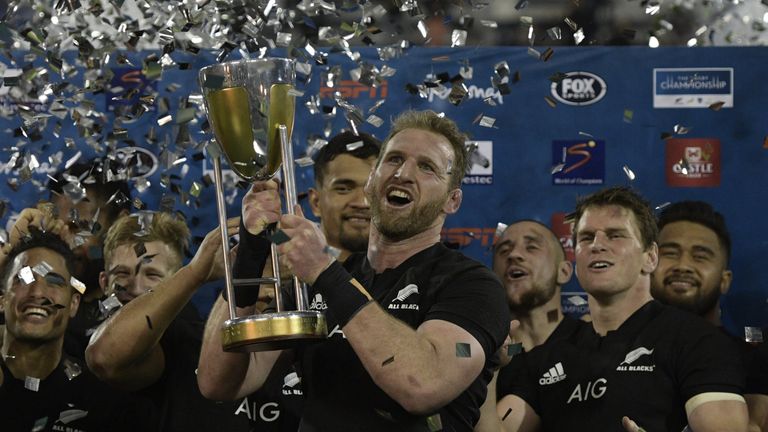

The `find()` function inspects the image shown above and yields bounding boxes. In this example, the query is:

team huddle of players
[1,110,761,432]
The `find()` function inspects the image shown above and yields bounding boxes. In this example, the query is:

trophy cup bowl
[199,58,327,352]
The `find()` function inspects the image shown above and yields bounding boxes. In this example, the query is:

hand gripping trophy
[199,58,327,351]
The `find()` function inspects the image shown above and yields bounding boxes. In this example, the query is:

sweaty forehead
[659,221,720,247]
[386,129,453,160]
[107,241,178,272]
[505,221,560,250]
[578,205,635,230]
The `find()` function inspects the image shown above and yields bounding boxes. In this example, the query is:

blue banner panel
[1,46,766,336]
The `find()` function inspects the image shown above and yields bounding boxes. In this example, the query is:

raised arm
[85,219,238,391]
[196,295,285,400]
[197,179,287,400]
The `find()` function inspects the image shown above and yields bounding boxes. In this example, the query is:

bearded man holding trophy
[196,57,510,432]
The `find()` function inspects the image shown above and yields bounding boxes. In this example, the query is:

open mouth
[22,304,53,318]
[588,261,613,269]
[386,189,413,207]
[507,268,529,279]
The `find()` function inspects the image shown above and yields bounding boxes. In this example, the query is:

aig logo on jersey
[550,72,607,106]
[387,284,420,311]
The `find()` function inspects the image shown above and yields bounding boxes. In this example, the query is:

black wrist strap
[312,261,373,327]
[221,219,273,308]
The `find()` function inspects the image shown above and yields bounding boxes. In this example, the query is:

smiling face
[493,221,572,313]
[309,154,376,257]
[365,128,462,242]
[1,247,80,344]
[101,241,179,305]
[574,205,658,300]
[651,221,731,316]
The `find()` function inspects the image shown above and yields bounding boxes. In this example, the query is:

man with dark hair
[496,186,747,432]
[47,158,132,358]
[652,200,768,431]
[0,228,144,431]
[651,200,732,321]
[232,130,381,431]
[309,131,380,261]
[198,110,510,430]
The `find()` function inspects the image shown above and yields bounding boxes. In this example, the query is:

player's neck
[515,295,563,351]
[2,336,63,381]
[588,282,653,336]
[702,304,721,327]
[367,224,442,273]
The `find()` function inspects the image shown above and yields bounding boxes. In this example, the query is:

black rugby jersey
[297,243,510,432]
[1,355,150,432]
[498,301,744,432]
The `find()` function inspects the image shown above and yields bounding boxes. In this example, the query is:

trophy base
[222,311,327,352]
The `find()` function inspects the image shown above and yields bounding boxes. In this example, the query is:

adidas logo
[539,362,566,385]
[394,284,419,302]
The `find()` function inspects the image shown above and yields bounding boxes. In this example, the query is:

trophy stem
[270,242,283,312]
[278,124,309,312]
[213,156,238,321]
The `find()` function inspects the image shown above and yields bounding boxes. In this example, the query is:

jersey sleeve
[425,266,511,360]
[741,339,768,395]
[675,319,745,402]
[496,353,540,415]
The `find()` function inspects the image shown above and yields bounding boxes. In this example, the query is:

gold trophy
[199,58,327,352]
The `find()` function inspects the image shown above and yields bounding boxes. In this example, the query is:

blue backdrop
[1,46,765,337]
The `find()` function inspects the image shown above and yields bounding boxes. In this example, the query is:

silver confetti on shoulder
[63,358,82,380]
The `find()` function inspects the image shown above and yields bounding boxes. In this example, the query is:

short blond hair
[103,212,190,271]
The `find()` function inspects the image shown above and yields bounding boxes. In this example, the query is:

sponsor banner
[550,212,575,262]
[107,67,157,111]
[440,227,496,249]
[550,71,607,106]
[319,79,389,100]
[561,291,589,317]
[653,68,733,108]
[552,139,605,185]
[463,140,493,185]
[665,138,721,187]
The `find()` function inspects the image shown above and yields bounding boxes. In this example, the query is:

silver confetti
[745,327,764,343]
[19,266,35,285]
[451,29,468,47]
[622,165,636,181]
[25,376,40,392]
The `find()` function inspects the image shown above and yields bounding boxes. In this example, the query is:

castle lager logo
[665,138,721,187]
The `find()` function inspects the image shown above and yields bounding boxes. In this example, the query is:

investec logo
[428,85,503,105]
[539,362,567,385]
[551,72,607,106]
[319,80,388,99]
